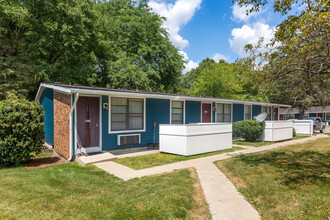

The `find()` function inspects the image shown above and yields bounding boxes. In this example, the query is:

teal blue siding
[233,104,244,122]
[185,101,201,123]
[40,88,54,145]
[101,97,170,151]
[252,105,261,118]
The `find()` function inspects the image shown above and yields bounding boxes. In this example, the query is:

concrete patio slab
[76,152,117,166]
[115,149,159,159]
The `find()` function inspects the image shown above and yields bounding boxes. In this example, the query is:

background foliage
[0,0,184,100]
[236,0,329,117]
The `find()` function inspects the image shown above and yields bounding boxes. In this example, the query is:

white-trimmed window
[110,97,144,131]
[262,106,272,120]
[326,113,330,120]
[244,105,252,120]
[216,103,231,122]
[285,114,295,120]
[171,101,184,124]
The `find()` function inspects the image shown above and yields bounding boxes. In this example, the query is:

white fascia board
[69,88,291,107]
[35,83,72,102]
[41,83,72,94]
[34,86,45,102]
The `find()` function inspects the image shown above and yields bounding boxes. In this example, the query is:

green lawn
[0,162,210,219]
[216,137,330,219]
[114,147,243,170]
[233,140,273,147]
[233,134,310,147]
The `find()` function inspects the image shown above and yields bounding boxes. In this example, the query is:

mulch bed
[23,150,68,169]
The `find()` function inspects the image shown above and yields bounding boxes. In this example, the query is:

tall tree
[181,58,215,93]
[236,0,330,117]
[183,58,267,101]
[92,0,184,92]
[0,0,99,100]
[0,0,184,100]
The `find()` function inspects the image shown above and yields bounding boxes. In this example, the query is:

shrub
[0,99,45,166]
[293,128,296,137]
[233,120,264,142]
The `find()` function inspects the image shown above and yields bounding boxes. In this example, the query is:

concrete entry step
[76,152,117,166]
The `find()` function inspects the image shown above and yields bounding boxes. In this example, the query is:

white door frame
[201,102,212,123]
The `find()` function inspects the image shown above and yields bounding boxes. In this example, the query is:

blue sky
[148,0,289,72]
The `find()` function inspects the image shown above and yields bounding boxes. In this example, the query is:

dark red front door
[77,97,100,148]
[202,103,211,123]
[318,113,323,118]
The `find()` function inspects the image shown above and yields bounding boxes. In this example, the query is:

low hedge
[233,120,264,142]
[0,99,45,166]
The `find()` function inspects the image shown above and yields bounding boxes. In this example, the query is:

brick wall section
[53,91,71,159]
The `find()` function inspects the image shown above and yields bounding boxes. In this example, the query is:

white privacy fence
[259,121,293,142]
[159,123,232,156]
[289,119,313,135]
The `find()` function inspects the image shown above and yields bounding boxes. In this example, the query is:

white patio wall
[289,119,313,135]
[159,123,232,156]
[259,121,293,142]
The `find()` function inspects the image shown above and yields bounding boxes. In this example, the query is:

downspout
[69,93,79,161]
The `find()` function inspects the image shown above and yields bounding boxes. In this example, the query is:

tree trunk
[298,107,306,119]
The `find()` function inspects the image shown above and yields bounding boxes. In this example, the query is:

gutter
[69,93,79,161]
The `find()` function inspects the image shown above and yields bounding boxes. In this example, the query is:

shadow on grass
[237,150,330,186]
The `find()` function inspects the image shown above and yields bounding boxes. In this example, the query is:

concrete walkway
[94,134,327,220]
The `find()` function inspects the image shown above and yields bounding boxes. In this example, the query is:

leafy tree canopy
[0,0,184,100]
[182,58,267,101]
[237,0,330,115]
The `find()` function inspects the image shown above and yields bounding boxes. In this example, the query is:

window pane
[111,113,126,122]
[224,104,231,114]
[112,122,126,130]
[111,97,127,105]
[172,101,183,108]
[224,115,231,122]
[172,108,183,114]
[129,99,143,114]
[172,113,183,122]
[217,114,224,122]
[129,117,143,129]
[244,105,251,114]
[171,101,183,124]
[111,106,126,113]
[217,104,223,113]
[326,113,330,120]
[245,114,251,120]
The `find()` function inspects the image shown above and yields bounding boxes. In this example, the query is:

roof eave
[37,83,291,107]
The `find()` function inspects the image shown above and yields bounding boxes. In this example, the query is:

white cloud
[149,0,202,49]
[183,60,199,73]
[228,22,275,57]
[179,50,189,60]
[212,53,228,62]
[179,50,199,73]
[231,2,262,23]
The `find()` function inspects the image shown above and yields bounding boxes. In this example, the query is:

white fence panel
[289,119,313,135]
[259,121,293,142]
[159,123,232,156]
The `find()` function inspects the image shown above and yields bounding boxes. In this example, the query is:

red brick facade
[53,91,71,159]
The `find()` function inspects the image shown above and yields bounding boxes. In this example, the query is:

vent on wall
[117,134,141,146]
